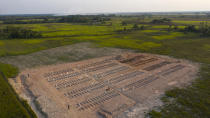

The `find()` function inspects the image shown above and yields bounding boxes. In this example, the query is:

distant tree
[140,25,145,30]
[43,18,49,22]
[162,18,172,23]
[168,25,172,32]
[179,22,210,36]
[184,25,197,32]
[174,25,178,30]
[101,21,106,24]
[0,26,42,39]
[58,15,111,24]
[199,22,210,36]
[151,18,172,24]
[123,27,127,31]
[121,21,127,26]
[132,24,139,30]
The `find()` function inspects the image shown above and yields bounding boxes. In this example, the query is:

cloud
[0,0,209,14]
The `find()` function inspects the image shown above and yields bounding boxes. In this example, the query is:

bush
[148,110,162,118]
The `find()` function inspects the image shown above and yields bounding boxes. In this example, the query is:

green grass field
[173,20,210,25]
[0,17,210,118]
[0,63,37,118]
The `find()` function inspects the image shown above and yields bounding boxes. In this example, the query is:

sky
[0,0,210,14]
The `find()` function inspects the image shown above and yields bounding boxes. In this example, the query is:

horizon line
[0,10,210,16]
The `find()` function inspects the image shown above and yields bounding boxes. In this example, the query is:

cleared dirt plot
[12,53,198,118]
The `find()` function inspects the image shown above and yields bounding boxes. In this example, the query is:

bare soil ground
[10,52,199,118]
[0,43,133,70]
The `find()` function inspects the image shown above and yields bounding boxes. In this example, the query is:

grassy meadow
[0,19,195,56]
[0,63,37,118]
[0,15,210,118]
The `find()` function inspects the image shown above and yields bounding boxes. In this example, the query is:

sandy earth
[9,52,199,118]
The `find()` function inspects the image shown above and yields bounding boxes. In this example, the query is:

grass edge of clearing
[0,63,37,118]
[146,63,210,118]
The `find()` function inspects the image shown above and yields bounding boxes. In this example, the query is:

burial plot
[16,53,196,118]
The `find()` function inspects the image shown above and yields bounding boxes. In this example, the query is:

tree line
[170,22,210,36]
[1,15,112,24]
[0,26,42,39]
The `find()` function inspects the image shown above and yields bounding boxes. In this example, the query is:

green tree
[132,24,139,30]
[121,21,127,26]
[199,22,210,36]
[184,25,197,32]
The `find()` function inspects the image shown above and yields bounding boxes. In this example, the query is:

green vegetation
[0,26,42,39]
[0,15,112,24]
[0,63,18,78]
[0,38,82,56]
[151,18,172,24]
[0,63,37,118]
[173,20,210,25]
[148,66,210,118]
[146,38,210,118]
[0,14,210,118]
[152,32,184,40]
[58,15,111,24]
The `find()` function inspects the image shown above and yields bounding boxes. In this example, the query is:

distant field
[18,19,44,22]
[173,20,210,25]
[0,19,203,57]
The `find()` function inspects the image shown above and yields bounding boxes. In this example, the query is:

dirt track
[10,52,199,118]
